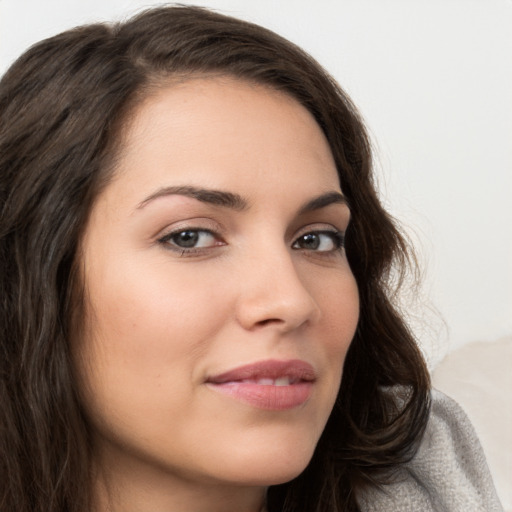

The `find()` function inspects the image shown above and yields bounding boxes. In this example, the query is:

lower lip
[206,382,313,410]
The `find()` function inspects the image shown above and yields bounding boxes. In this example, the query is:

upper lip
[206,359,316,384]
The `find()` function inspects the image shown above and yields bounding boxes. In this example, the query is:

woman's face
[79,77,359,500]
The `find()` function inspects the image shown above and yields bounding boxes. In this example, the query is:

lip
[205,359,316,410]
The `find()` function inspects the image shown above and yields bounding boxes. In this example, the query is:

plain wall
[1,0,511,365]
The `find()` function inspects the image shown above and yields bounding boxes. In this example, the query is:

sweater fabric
[357,389,504,511]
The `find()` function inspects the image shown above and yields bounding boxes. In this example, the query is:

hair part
[0,6,430,512]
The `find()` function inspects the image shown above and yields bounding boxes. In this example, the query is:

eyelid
[291,224,346,253]
[293,222,345,239]
[292,230,345,247]
[154,217,227,254]
[157,227,226,258]
[154,217,224,241]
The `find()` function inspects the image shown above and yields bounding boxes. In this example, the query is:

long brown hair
[0,6,430,511]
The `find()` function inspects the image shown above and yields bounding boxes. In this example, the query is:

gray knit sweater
[357,389,504,511]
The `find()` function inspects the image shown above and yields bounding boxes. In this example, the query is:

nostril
[255,318,283,328]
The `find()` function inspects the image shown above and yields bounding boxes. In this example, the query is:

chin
[249,460,311,487]
[212,437,317,487]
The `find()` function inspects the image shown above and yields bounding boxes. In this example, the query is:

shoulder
[357,389,504,512]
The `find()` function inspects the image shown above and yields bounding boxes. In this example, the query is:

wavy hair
[0,6,430,512]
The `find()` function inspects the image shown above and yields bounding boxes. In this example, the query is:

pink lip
[206,359,316,410]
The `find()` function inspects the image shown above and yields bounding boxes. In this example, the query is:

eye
[292,230,345,252]
[159,229,221,251]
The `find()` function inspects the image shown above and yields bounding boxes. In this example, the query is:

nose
[234,247,321,333]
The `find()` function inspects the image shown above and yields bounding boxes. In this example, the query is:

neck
[90,451,267,512]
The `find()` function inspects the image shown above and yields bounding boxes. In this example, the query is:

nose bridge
[235,239,320,331]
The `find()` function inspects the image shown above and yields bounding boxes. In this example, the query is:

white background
[1,0,511,365]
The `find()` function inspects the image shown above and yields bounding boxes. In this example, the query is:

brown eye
[160,229,218,250]
[292,231,344,252]
[171,230,200,248]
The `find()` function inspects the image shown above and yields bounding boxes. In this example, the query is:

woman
[0,5,502,512]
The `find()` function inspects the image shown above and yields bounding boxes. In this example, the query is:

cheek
[76,266,235,461]
[314,268,359,381]
[85,257,229,354]
[77,260,230,412]
[312,263,359,335]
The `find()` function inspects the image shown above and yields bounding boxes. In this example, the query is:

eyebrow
[297,191,348,215]
[137,185,248,211]
[137,185,347,213]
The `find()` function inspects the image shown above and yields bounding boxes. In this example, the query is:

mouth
[231,376,301,386]
[205,359,316,410]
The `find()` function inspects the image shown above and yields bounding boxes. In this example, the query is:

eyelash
[157,227,345,256]
[157,228,223,256]
[292,230,345,253]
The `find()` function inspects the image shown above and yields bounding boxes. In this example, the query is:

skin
[78,77,360,512]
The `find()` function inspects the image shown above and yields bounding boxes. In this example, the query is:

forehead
[107,76,340,204]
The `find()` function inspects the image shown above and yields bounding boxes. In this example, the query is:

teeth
[246,377,292,386]
[275,377,291,386]
[256,378,275,385]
